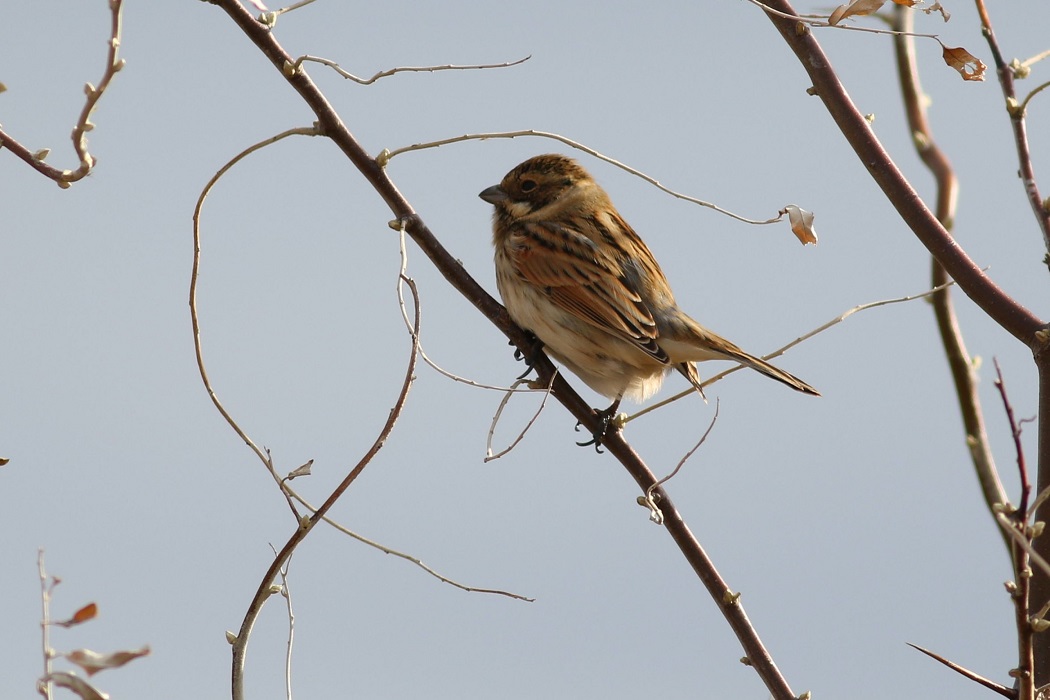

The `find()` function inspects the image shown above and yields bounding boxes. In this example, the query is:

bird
[479,153,818,430]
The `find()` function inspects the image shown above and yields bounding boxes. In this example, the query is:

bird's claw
[574,404,623,453]
[511,333,544,380]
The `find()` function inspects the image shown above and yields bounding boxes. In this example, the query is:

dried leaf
[829,0,886,25]
[942,45,986,81]
[54,602,98,628]
[785,205,819,245]
[43,672,108,700]
[286,459,314,480]
[923,2,950,21]
[66,646,151,676]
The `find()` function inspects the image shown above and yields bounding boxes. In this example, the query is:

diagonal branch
[756,0,1045,349]
[210,1,799,697]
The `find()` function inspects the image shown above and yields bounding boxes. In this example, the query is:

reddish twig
[993,359,1036,699]
[973,0,1050,262]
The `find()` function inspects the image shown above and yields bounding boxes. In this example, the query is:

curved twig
[892,5,1008,540]
[381,131,789,227]
[0,0,124,186]
[230,267,420,700]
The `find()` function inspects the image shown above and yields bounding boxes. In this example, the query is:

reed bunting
[479,154,818,421]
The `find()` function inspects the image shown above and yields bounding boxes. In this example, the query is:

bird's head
[479,154,599,221]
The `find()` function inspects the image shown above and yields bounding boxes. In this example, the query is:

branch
[382,131,792,227]
[230,268,420,700]
[211,2,799,696]
[0,0,125,187]
[973,0,1050,262]
[756,0,1045,348]
[892,4,1008,541]
[292,55,530,85]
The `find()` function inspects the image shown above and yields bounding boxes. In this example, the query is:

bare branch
[291,55,531,85]
[381,131,797,228]
[641,400,719,524]
[892,4,1008,540]
[0,0,125,187]
[37,550,53,700]
[756,0,1044,346]
[485,373,558,462]
[973,0,1050,263]
[230,257,420,700]
[628,280,957,424]
[191,126,323,479]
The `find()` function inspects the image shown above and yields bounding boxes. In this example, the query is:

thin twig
[906,643,1015,698]
[998,512,1050,583]
[281,490,535,602]
[292,55,531,85]
[995,360,1032,517]
[641,400,719,524]
[893,4,1009,543]
[259,0,317,26]
[485,373,558,462]
[37,550,52,700]
[231,264,421,700]
[266,545,296,700]
[628,280,957,423]
[973,0,1050,261]
[744,0,940,39]
[192,134,530,695]
[391,222,540,393]
[993,359,1037,699]
[757,0,1043,346]
[190,125,322,479]
[0,0,124,186]
[381,131,789,227]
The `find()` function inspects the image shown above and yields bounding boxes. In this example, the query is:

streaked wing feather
[508,221,668,363]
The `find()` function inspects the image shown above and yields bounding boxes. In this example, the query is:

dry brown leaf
[66,646,151,676]
[286,459,314,480]
[54,602,98,628]
[43,672,107,700]
[785,205,819,245]
[942,45,986,81]
[924,2,950,21]
[829,0,886,25]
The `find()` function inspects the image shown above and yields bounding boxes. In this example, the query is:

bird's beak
[478,185,507,204]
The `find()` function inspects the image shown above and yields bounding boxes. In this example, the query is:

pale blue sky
[2,2,1047,698]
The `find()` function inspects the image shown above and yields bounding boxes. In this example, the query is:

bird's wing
[506,220,669,364]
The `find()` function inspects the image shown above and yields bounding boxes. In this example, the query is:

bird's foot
[511,333,544,380]
[575,400,625,453]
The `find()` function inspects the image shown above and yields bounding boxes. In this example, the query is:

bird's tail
[666,322,820,396]
[721,347,820,396]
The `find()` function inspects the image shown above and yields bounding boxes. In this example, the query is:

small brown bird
[479,154,818,419]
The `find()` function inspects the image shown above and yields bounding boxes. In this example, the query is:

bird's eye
[520,179,537,192]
